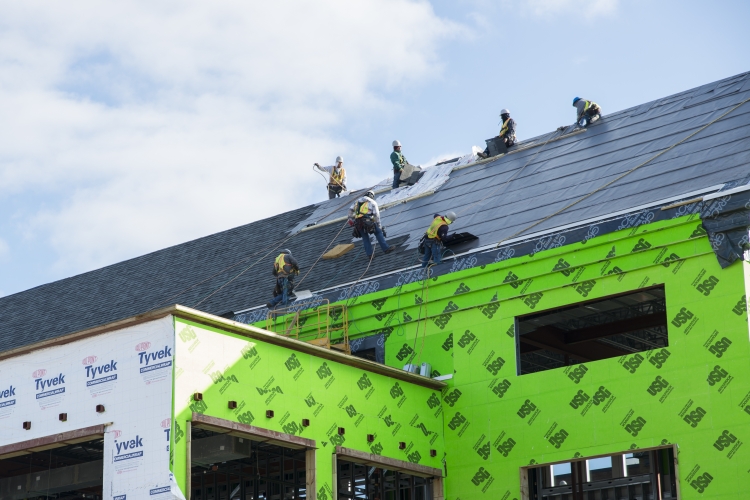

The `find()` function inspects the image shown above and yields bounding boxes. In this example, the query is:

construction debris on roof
[2,72,750,352]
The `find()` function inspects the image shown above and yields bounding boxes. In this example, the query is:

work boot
[384,247,395,254]
[476,151,488,159]
[266,303,274,309]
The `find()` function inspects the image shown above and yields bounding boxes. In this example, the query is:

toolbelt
[418,235,441,254]
[328,184,343,194]
[353,217,375,238]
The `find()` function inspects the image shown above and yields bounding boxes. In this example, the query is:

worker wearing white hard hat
[314,156,347,199]
[390,140,407,189]
[477,109,517,159]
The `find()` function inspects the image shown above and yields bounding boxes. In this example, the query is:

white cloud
[0,1,461,272]
[520,0,619,19]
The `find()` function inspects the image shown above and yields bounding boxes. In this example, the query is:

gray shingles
[2,71,750,353]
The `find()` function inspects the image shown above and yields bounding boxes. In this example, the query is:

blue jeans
[422,240,442,267]
[362,224,390,257]
[393,170,401,189]
[268,277,292,308]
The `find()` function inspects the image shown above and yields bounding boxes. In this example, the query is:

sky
[0,0,748,297]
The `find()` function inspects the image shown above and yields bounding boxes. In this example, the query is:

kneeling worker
[267,249,300,309]
[348,190,394,258]
[573,97,601,127]
[478,109,516,159]
[422,211,457,267]
[314,157,347,199]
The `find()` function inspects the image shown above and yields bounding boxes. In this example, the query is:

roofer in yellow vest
[266,249,300,309]
[477,109,516,159]
[573,97,602,127]
[314,156,347,199]
[421,211,457,268]
[348,190,394,259]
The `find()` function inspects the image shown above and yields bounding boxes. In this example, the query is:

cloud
[0,1,461,273]
[520,0,619,19]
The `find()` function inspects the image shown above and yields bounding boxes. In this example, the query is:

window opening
[190,427,307,500]
[336,458,431,500]
[516,286,667,375]
[0,436,103,498]
[525,447,677,500]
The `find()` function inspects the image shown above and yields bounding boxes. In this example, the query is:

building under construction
[1,71,750,500]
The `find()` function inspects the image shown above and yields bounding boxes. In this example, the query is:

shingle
[2,71,750,352]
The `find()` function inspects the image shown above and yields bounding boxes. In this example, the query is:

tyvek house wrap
[0,316,184,500]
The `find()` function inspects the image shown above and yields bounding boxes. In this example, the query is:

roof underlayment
[2,71,750,352]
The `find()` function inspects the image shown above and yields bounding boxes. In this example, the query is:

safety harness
[499,117,512,138]
[329,167,345,186]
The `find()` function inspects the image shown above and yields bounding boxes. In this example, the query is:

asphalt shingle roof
[2,71,750,353]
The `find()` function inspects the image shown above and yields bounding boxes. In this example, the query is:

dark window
[190,427,307,500]
[336,458,431,500]
[0,437,103,498]
[525,448,678,500]
[516,286,667,375]
[352,347,377,362]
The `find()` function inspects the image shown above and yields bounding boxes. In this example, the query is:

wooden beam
[335,446,443,478]
[192,413,315,450]
[0,304,447,391]
[0,424,107,459]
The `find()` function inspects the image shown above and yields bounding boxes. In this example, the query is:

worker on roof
[477,109,516,159]
[314,157,347,199]
[266,249,300,309]
[390,140,407,189]
[348,190,394,259]
[573,97,601,127]
[421,211,457,267]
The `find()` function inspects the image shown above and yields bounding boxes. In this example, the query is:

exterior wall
[171,318,445,498]
[271,215,750,499]
[0,316,177,499]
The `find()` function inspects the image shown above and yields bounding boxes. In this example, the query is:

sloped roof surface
[2,71,750,353]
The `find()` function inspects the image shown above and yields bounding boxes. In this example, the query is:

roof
[2,71,750,354]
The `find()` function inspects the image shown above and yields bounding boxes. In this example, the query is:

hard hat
[392,140,401,147]
[445,211,457,222]
[573,97,581,105]
[365,190,375,198]
[499,109,510,116]
[335,156,343,164]
[281,249,291,255]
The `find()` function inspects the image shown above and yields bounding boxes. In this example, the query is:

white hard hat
[445,211,457,222]
[500,109,510,116]
[365,190,375,198]
[335,156,343,164]
[392,140,401,147]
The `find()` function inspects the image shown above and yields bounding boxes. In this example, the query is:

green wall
[171,318,445,498]
[265,214,750,499]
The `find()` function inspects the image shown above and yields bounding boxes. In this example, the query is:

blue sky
[0,0,748,297]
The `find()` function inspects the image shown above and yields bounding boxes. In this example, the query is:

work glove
[347,218,354,226]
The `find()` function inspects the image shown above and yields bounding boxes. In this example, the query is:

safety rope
[457,128,566,220]
[187,186,372,309]
[493,96,750,248]
[294,219,349,289]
